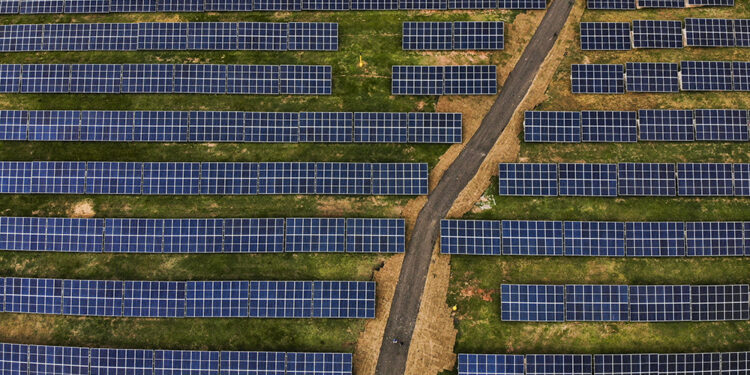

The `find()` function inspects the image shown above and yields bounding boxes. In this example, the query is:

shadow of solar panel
[299,112,352,142]
[154,350,220,375]
[625,222,685,256]
[524,111,581,143]
[581,111,636,142]
[733,61,750,91]
[580,22,631,51]
[686,18,735,47]
[302,0,349,10]
[158,0,203,11]
[286,353,353,375]
[21,64,70,93]
[440,219,501,255]
[658,354,720,374]
[44,217,104,252]
[123,281,185,317]
[0,0,19,13]
[399,0,446,8]
[637,0,683,6]
[121,64,173,93]
[677,163,733,196]
[27,110,79,141]
[498,163,558,196]
[353,112,407,143]
[457,354,524,375]
[392,66,444,95]
[89,23,138,51]
[62,280,122,316]
[0,344,27,375]
[638,109,694,141]
[110,0,157,12]
[245,112,297,142]
[681,61,734,91]
[722,352,750,375]
[501,284,565,321]
[444,65,497,95]
[254,0,301,10]
[735,164,750,197]
[173,64,226,94]
[286,218,346,252]
[137,23,188,50]
[28,345,89,375]
[626,62,679,92]
[237,22,287,51]
[571,64,624,94]
[200,162,257,195]
[0,161,33,193]
[190,111,244,142]
[90,349,154,375]
[0,64,21,93]
[347,218,405,253]
[686,222,744,256]
[227,65,279,94]
[133,111,188,141]
[630,285,691,321]
[408,112,462,143]
[20,0,64,13]
[142,162,200,195]
[257,162,316,194]
[311,281,375,318]
[162,218,223,253]
[0,24,44,52]
[64,0,108,13]
[403,22,452,51]
[691,285,749,321]
[502,220,563,256]
[564,221,625,256]
[617,163,675,196]
[80,111,133,141]
[280,65,331,95]
[43,24,90,51]
[587,0,635,8]
[498,0,546,7]
[4,277,62,314]
[371,163,428,195]
[558,163,617,197]
[454,21,504,50]
[224,218,284,253]
[31,161,87,194]
[249,281,312,318]
[187,22,238,50]
[632,20,682,49]
[351,0,398,8]
[594,354,659,375]
[315,162,371,194]
[694,109,748,141]
[565,285,628,321]
[205,0,253,10]
[185,282,249,317]
[104,218,163,253]
[220,352,285,375]
[70,64,121,94]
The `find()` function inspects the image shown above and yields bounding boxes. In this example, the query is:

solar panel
[501,284,564,321]
[280,65,331,95]
[580,111,636,142]
[122,281,185,317]
[62,279,123,316]
[162,219,223,253]
[298,112,352,142]
[732,61,750,91]
[586,0,635,8]
[638,109,694,141]
[735,20,750,48]
[448,0,496,9]
[658,353,720,375]
[454,21,504,50]
[3,277,62,314]
[502,220,563,256]
[457,354,525,375]
[686,222,744,256]
[625,222,685,257]
[558,163,617,197]
[564,221,625,256]
[594,354,659,375]
[288,22,338,51]
[0,217,46,251]
[735,164,750,197]
[285,218,346,252]
[637,0,684,6]
[0,162,32,194]
[685,18,735,47]
[694,109,748,141]
[0,64,21,93]
[632,20,683,49]
[351,0,399,9]
[226,65,279,95]
[408,112,462,143]
[30,161,87,194]
[580,22,631,51]
[498,163,558,196]
[237,22,287,51]
[346,218,405,253]
[20,0,64,14]
[370,163,428,195]
[80,111,134,142]
[625,62,679,93]
[524,111,581,143]
[142,162,200,195]
[187,22,238,50]
[27,110,80,141]
[223,218,285,253]
[253,0,301,10]
[440,219,501,255]
[64,0,108,13]
[137,23,188,50]
[154,350,219,375]
[399,0,447,9]
[0,24,44,52]
[257,162,316,194]
[248,281,312,318]
[220,352,285,375]
[315,162,371,195]
[722,352,750,375]
[200,162,256,195]
[157,0,204,11]
[0,0,19,13]
[185,281,249,317]
[565,284,629,321]
[571,64,625,94]
[104,218,163,253]
[189,111,244,142]
[42,24,90,51]
[286,353,353,375]
[110,0,157,12]
[630,285,691,321]
[245,112,297,142]
[312,281,375,318]
[617,163,676,196]
[402,22,452,51]
[133,111,188,142]
[28,345,89,375]
[687,0,733,4]
[498,0,546,8]
[121,64,174,94]
[681,61,734,91]
[90,349,154,375]
[42,217,104,252]
[21,64,70,93]
[527,355,593,375]
[70,64,121,94]
[0,343,28,375]
[444,65,497,95]
[353,112,408,143]
[173,64,226,94]
[691,285,749,321]
[205,0,253,10]
[677,163,734,196]
[391,66,444,95]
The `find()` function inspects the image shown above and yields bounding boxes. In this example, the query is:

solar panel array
[498,163,749,197]
[571,64,625,94]
[500,284,748,322]
[625,63,679,93]
[632,20,683,49]
[580,22,631,51]
[392,65,497,95]
[0,277,376,319]
[0,22,337,52]
[0,162,429,195]
[440,219,750,257]
[0,64,332,95]
[0,216,405,253]
[402,21,504,50]
[523,111,581,143]
[586,0,636,9]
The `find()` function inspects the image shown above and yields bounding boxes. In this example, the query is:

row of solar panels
[441,219,750,256]
[587,0,733,9]
[0,22,338,52]
[0,161,429,195]
[1,344,351,375]
[581,19,750,50]
[402,22,504,51]
[0,64,332,95]
[458,352,748,375]
[0,0,548,13]
[0,277,376,318]
[524,109,750,143]
[0,216,405,253]
[501,284,748,322]
[499,163,750,197]
[391,65,497,96]
[0,110,462,144]
[571,62,750,94]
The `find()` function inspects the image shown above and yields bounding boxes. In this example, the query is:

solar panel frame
[581,111,637,143]
[288,22,338,51]
[443,65,497,95]
[625,221,685,257]
[524,111,581,143]
[314,162,372,195]
[298,112,352,143]
[121,64,174,94]
[226,65,279,95]
[279,65,331,95]
[735,163,750,197]
[90,349,154,375]
[286,353,353,375]
[200,162,257,195]
[248,280,312,318]
[586,0,636,9]
[245,112,298,142]
[154,350,220,375]
[236,22,287,51]
[0,64,21,93]
[571,64,625,94]
[677,163,734,196]
[122,280,185,318]
[617,163,676,196]
[69,64,121,94]
[685,18,735,47]
[629,285,692,321]
[285,217,347,253]
[370,163,429,195]
[391,66,444,96]
[256,162,316,195]
[104,218,163,253]
[680,61,734,91]
[454,21,504,50]
[632,20,683,49]
[457,354,525,375]
[346,218,405,253]
[732,61,750,91]
[133,111,188,142]
[498,163,558,196]
[353,112,408,143]
[80,111,134,142]
[407,112,462,143]
[580,22,631,51]
[187,22,238,51]
[440,219,501,255]
[185,281,249,318]
[137,23,189,50]
[162,218,223,253]
[173,64,227,94]
[62,279,123,316]
[27,110,80,141]
[565,284,629,321]
[142,162,200,195]
[638,109,695,141]
[564,221,625,256]
[502,220,564,256]
[190,111,244,142]
[20,64,70,93]
[3,277,62,314]
[625,62,680,93]
[686,222,744,256]
[690,285,749,321]
[694,109,748,141]
[402,22,453,51]
[501,284,565,322]
[312,280,376,318]
[223,218,285,253]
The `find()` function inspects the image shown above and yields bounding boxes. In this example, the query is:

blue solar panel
[564,221,625,256]
[637,0,684,6]
[3,277,62,314]
[736,20,750,48]
[303,0,351,8]
[498,163,558,196]
[188,22,237,50]
[62,279,123,316]
[89,23,138,51]
[279,65,331,95]
[0,217,46,251]
[121,64,173,93]
[28,345,89,375]
[27,110,80,141]
[681,61,733,91]
[80,111,134,141]
[0,343,28,375]
[70,64,121,93]
[686,18,735,47]
[524,111,581,143]
[586,0,635,9]
[220,352,285,375]
[223,218,285,253]
[154,350,219,375]
[392,66,444,95]
[444,65,497,95]
[735,164,750,197]
[733,62,750,91]
[42,24,90,51]
[617,163,676,196]
[158,0,204,11]
[370,163,428,195]
[205,0,253,10]
[104,218,163,253]
[122,281,185,317]
[189,111,244,142]
[626,63,679,93]
[142,162,200,195]
[565,284,629,321]
[87,162,142,195]
[353,112,408,143]
[21,64,70,93]
[722,352,750,375]
[402,22,452,51]
[20,0,64,14]
[0,0,19,13]
[346,218,405,253]
[109,0,157,12]
[249,281,312,318]
[632,20,683,49]
[0,24,44,52]
[501,284,565,321]
[43,217,104,252]
[137,23,188,50]
[133,111,189,142]
[691,285,749,321]
[498,0,546,8]
[173,64,226,94]
[688,0,733,4]
[237,22,287,51]
[162,219,223,253]
[351,0,399,9]
[286,353,352,375]
[227,65,279,95]
[686,222,744,256]
[694,109,749,141]
[312,281,375,318]
[571,64,624,94]
[558,163,617,197]
[454,21,504,50]
[457,354,525,375]
[315,162,372,195]
[0,162,31,193]
[581,111,636,142]
[245,112,298,142]
[658,354,720,375]
[64,0,108,12]
[298,112,352,142]
[580,22,631,51]
[594,354,659,375]
[502,220,563,256]
[0,64,21,93]
[186,281,249,317]
[257,162,316,195]
[200,162,257,195]
[254,0,301,10]
[677,163,733,196]
[31,161,87,194]
[526,355,592,375]
[399,0,447,9]
[288,22,338,51]
[440,219,501,255]
[286,218,346,252]
[408,112,462,143]
[625,222,685,257]
[90,349,153,375]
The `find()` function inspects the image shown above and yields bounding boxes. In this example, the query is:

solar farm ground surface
[446,3,750,373]
[0,9,517,359]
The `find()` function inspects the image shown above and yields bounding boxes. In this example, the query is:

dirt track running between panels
[373,0,576,374]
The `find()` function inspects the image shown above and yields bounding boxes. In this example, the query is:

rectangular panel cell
[0,64,21,93]
[691,285,749,321]
[677,163,733,196]
[680,61,733,91]
[237,22,287,51]
[443,65,497,95]
[20,64,70,93]
[121,64,174,94]
[62,279,123,316]
[454,21,504,50]
[370,163,428,195]
[735,164,750,197]
[617,163,676,196]
[565,284,629,321]
[104,218,163,253]
[353,112,408,143]
[223,218,285,253]
[279,65,331,95]
[407,112,462,143]
[658,354,720,375]
[594,354,659,375]
[298,112,352,142]
[564,221,625,256]
[629,285,691,321]
[226,65,279,95]
[185,281,249,318]
[90,349,153,375]
[315,162,372,195]
[154,350,219,375]
[257,162,316,195]
[286,218,346,252]
[402,22,452,51]
[248,281,312,318]
[581,111,637,142]
[457,354,525,375]
[69,64,121,94]
[219,352,285,375]
[498,163,558,196]
[134,111,189,142]
[122,281,185,318]
[502,220,563,256]
[142,162,200,195]
[86,162,142,195]
[89,23,138,51]
[440,219,501,255]
[686,222,744,256]
[694,109,749,141]
[28,345,89,375]
[571,64,624,94]
[200,162,257,195]
[558,163,617,197]
[137,23,188,50]
[3,277,62,314]
[245,112,298,143]
[288,22,338,51]
[580,22,631,51]
[187,22,238,50]
[625,62,679,93]
[685,18,735,47]
[173,64,226,94]
[501,284,565,322]
[27,110,80,141]
[587,0,636,9]
[632,20,683,48]
[312,280,376,318]
[346,218,406,253]
[285,353,353,375]
[42,217,104,252]
[733,62,750,91]
[80,111,134,141]
[30,161,86,194]
[625,222,685,257]
[391,66,444,95]
[190,111,244,142]
[162,218,224,253]
[523,111,581,143]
